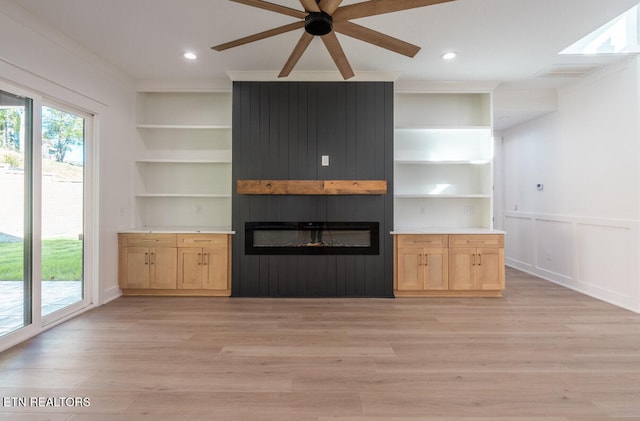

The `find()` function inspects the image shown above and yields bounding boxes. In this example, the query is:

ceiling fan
[212,0,456,80]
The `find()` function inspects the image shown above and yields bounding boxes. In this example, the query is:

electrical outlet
[464,206,474,215]
[321,155,329,166]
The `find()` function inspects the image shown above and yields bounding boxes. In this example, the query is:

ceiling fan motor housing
[305,11,333,36]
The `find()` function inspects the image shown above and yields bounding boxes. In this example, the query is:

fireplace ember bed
[245,221,379,255]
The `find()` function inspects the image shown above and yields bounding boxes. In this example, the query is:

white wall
[0,0,134,305]
[501,57,640,312]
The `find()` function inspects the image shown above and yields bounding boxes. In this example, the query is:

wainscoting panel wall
[504,211,640,312]
[232,82,394,297]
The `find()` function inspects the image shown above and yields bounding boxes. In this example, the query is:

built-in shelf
[136,124,232,130]
[134,90,232,230]
[394,126,492,131]
[394,93,491,128]
[394,92,494,230]
[135,193,232,198]
[136,91,231,126]
[395,160,492,165]
[395,194,491,198]
[135,158,232,164]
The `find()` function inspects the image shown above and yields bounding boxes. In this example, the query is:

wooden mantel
[237,180,387,195]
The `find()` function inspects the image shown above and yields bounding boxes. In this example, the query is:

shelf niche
[394,92,494,230]
[134,90,232,230]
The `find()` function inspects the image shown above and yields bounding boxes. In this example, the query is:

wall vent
[535,65,601,78]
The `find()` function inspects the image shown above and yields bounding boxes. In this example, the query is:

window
[561,4,640,55]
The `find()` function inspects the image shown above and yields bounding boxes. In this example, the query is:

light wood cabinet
[449,235,504,292]
[118,234,177,290]
[395,235,448,293]
[118,233,231,296]
[177,234,230,292]
[394,233,504,297]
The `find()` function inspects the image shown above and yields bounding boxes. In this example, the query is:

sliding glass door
[0,89,33,337]
[0,86,92,342]
[40,106,85,317]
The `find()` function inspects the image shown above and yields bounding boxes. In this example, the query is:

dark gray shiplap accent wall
[232,81,394,297]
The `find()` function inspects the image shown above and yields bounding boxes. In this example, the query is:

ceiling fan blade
[334,21,420,57]
[212,21,304,51]
[299,0,321,12]
[320,32,355,80]
[319,0,343,15]
[279,32,315,77]
[231,0,306,19]
[333,0,455,22]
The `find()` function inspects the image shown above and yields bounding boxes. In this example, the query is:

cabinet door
[178,248,203,289]
[396,247,423,290]
[476,247,505,290]
[423,248,448,290]
[150,247,177,289]
[122,247,150,289]
[449,247,476,290]
[202,245,229,290]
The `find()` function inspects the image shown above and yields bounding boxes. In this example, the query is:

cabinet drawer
[397,234,448,248]
[449,234,503,248]
[119,233,177,247]
[177,234,227,247]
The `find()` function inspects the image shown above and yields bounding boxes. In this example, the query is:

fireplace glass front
[245,221,379,255]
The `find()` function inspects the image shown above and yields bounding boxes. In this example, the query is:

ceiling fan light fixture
[212,0,459,80]
[305,12,333,36]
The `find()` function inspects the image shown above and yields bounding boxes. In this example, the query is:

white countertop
[120,227,235,235]
[391,227,505,235]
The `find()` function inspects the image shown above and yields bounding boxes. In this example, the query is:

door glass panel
[41,106,84,316]
[0,90,32,337]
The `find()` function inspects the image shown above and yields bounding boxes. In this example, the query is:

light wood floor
[1,267,639,420]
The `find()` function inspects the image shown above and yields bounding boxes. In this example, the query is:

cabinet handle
[424,253,428,266]
[145,252,149,265]
[472,253,476,266]
[418,253,422,266]
[203,253,209,266]
[198,253,202,265]
[150,252,155,265]
[478,254,482,266]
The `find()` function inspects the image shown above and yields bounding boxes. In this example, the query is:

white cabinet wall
[134,91,232,230]
[394,93,494,230]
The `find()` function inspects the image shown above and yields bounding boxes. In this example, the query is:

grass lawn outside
[0,238,82,281]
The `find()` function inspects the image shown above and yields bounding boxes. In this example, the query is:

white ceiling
[9,0,640,128]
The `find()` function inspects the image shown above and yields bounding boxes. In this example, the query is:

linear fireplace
[245,221,379,255]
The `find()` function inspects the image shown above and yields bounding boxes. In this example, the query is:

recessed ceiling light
[441,51,458,61]
[183,51,198,60]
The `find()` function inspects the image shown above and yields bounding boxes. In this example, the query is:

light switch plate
[321,155,329,166]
